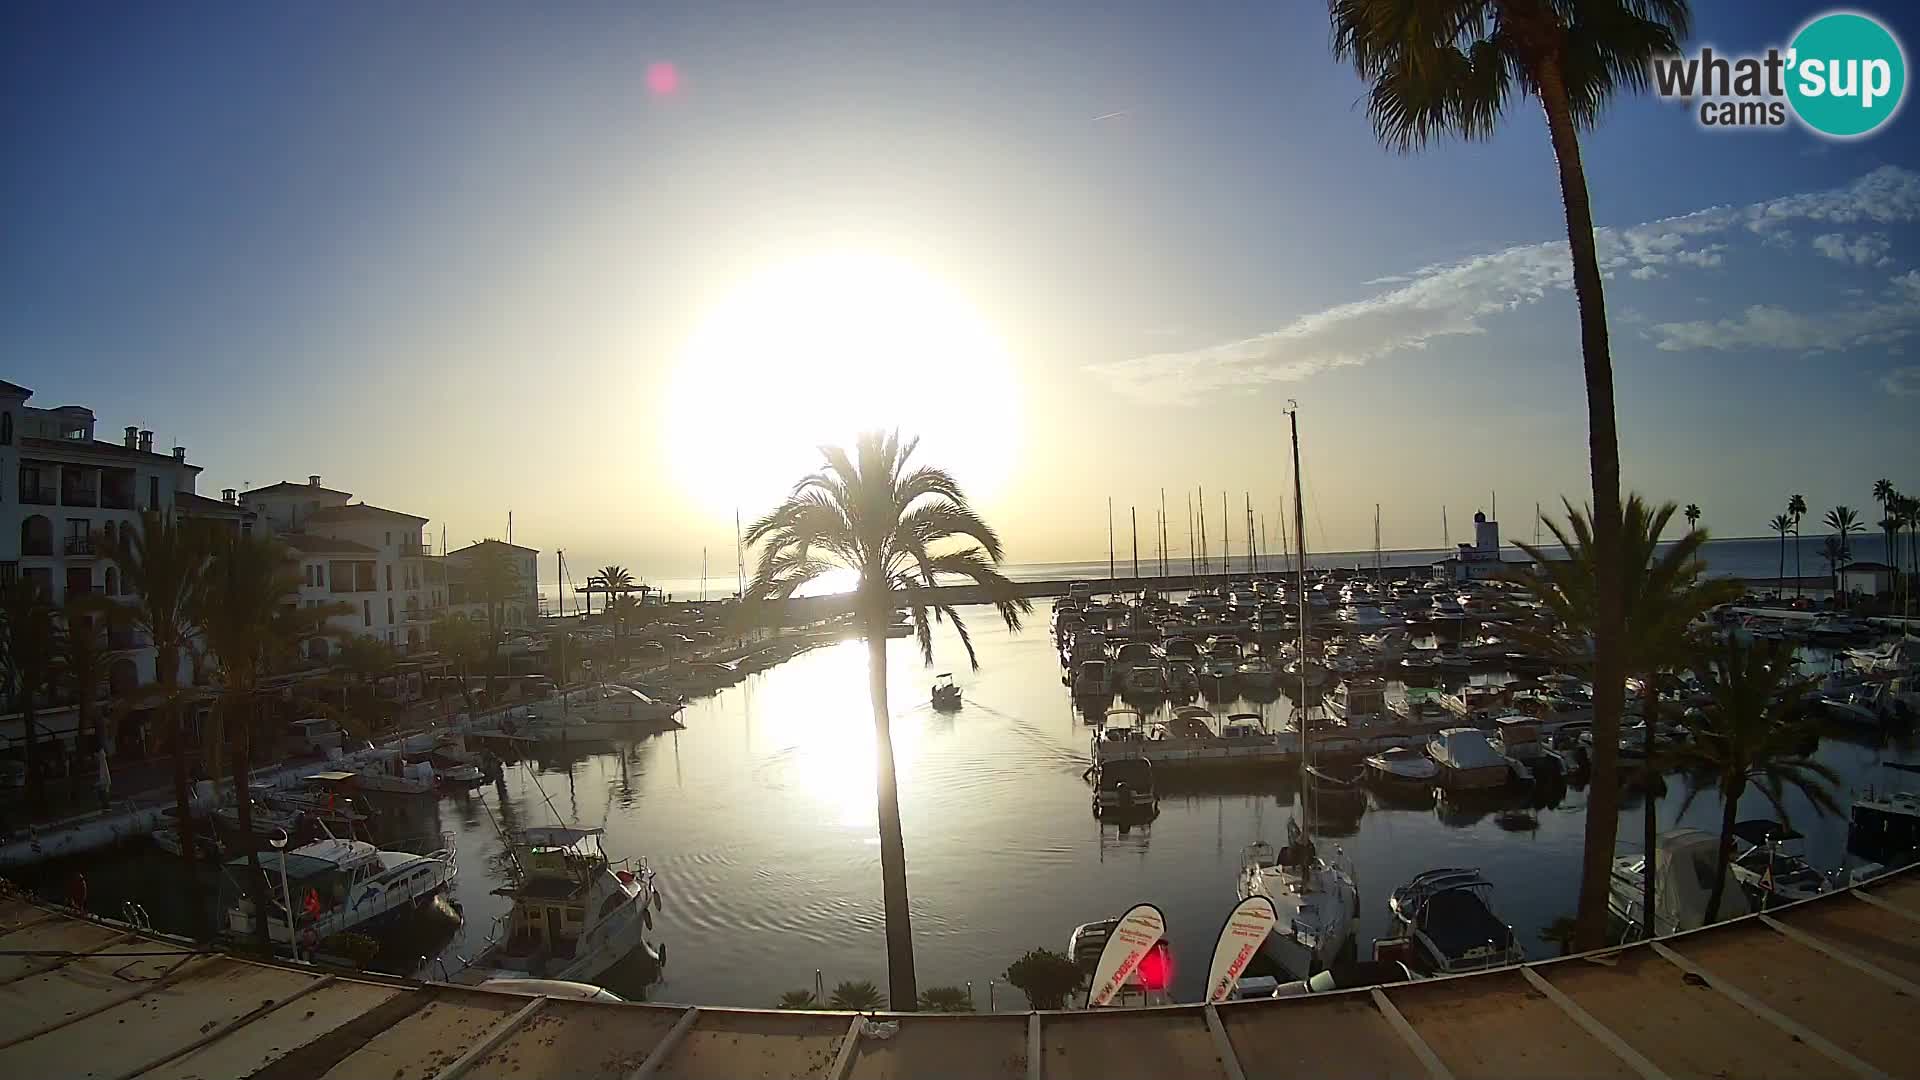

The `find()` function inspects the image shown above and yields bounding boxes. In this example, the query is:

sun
[663,253,1021,522]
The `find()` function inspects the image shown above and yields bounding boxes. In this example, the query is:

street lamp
[270,827,297,962]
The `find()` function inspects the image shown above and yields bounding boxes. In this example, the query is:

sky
[5,1,1919,589]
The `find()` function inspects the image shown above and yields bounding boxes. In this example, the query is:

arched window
[1,411,12,445]
[105,567,117,595]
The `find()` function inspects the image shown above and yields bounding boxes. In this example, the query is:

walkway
[2,864,1918,1078]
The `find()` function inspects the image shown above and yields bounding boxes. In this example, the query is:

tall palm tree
[1788,494,1807,598]
[1824,506,1863,604]
[55,592,124,760]
[1514,496,1739,929]
[0,582,58,813]
[1768,513,1793,597]
[104,511,210,875]
[1327,0,1690,950]
[1873,478,1895,520]
[1683,503,1700,531]
[1668,637,1837,922]
[196,531,305,950]
[596,566,633,631]
[745,431,1028,1008]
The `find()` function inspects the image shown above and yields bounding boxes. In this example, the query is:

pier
[2,865,1916,1078]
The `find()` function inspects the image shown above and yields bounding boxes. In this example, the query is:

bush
[829,979,885,1010]
[917,985,975,1013]
[1005,948,1084,1010]
[776,989,819,1010]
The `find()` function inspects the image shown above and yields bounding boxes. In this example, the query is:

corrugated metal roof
[2,866,1918,1079]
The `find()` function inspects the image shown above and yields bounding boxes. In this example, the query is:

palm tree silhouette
[1684,503,1700,531]
[1669,637,1837,922]
[1326,0,1691,950]
[1788,494,1807,598]
[1,582,58,814]
[1768,513,1793,597]
[745,430,1027,1008]
[1824,506,1863,605]
[1514,496,1738,929]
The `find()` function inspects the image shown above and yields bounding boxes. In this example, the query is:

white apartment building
[0,380,230,695]
[239,479,442,656]
[443,540,540,629]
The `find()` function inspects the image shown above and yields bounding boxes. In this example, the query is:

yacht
[1426,728,1514,790]
[1326,678,1390,726]
[1111,640,1158,673]
[1120,662,1170,698]
[460,826,661,985]
[1610,828,1752,940]
[1204,640,1244,680]
[1487,716,1564,776]
[1340,605,1391,631]
[225,835,457,955]
[1382,869,1524,975]
[1851,764,1920,864]
[1072,659,1113,698]
[1364,747,1440,785]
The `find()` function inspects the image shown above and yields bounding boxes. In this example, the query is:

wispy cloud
[1087,166,1920,403]
[1810,231,1893,266]
[1883,365,1920,396]
[1650,271,1920,353]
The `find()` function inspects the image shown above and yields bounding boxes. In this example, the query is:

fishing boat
[1426,728,1513,790]
[458,826,661,985]
[1236,402,1359,981]
[1381,869,1524,975]
[225,835,457,955]
[931,673,962,710]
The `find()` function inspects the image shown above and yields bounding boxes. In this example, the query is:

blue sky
[4,1,1917,575]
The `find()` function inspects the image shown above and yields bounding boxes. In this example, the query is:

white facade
[0,382,217,694]
[1838,562,1895,597]
[443,540,541,629]
[1431,512,1519,583]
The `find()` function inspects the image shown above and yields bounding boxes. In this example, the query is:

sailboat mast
[1198,488,1208,577]
[736,508,745,600]
[1107,498,1115,581]
[1222,490,1230,577]
[701,547,708,603]
[1131,506,1138,579]
[1160,489,1168,578]
[1374,504,1382,576]
[1245,493,1254,577]
[1187,492,1196,577]
[1443,506,1450,549]
[1288,402,1311,818]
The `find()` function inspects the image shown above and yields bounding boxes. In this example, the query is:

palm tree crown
[1684,503,1700,529]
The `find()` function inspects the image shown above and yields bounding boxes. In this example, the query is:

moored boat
[458,826,660,986]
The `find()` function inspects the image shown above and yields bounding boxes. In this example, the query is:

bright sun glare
[664,253,1021,522]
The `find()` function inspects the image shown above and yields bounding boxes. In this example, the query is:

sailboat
[1236,401,1360,980]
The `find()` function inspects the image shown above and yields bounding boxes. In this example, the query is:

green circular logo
[1787,12,1907,137]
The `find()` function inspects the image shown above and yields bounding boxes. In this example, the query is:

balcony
[63,535,95,557]
[100,490,134,510]
[61,488,98,508]
[20,487,56,506]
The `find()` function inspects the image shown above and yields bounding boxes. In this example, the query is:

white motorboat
[1426,728,1513,790]
[1610,828,1751,940]
[1340,605,1391,631]
[1166,660,1200,692]
[1364,747,1439,784]
[1327,678,1390,726]
[1383,869,1524,975]
[460,826,660,986]
[1487,716,1564,776]
[1091,755,1157,814]
[1204,640,1244,680]
[535,683,683,725]
[226,835,457,954]
[1729,820,1832,906]
[1851,762,1920,864]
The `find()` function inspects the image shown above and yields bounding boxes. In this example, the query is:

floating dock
[2,863,1917,1078]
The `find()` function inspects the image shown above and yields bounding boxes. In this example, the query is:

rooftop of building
[446,538,541,557]
[281,533,379,555]
[240,479,354,499]
[173,491,252,517]
[0,862,1914,1078]
[306,502,428,525]
[17,436,204,470]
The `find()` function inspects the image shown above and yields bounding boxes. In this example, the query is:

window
[385,531,391,546]
[105,568,117,594]
[0,411,10,445]
[149,476,160,509]
[387,597,394,624]
[363,600,371,627]
[385,565,393,590]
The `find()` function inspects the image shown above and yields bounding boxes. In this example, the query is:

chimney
[138,430,153,453]
[123,426,137,448]
[309,474,321,488]
[222,488,236,504]
[172,446,186,462]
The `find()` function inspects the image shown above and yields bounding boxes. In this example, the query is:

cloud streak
[1089,167,1920,403]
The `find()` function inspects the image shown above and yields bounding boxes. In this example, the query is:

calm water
[35,599,1913,1009]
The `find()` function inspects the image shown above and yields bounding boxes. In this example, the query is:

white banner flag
[1205,895,1278,1002]
[1087,902,1166,1008]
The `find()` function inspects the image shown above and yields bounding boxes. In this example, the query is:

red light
[647,62,680,96]
[1136,942,1172,992]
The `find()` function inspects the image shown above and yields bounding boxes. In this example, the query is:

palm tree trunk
[1704,777,1746,924]
[864,609,918,1010]
[19,696,42,815]
[1777,533,1785,596]
[160,647,203,917]
[1535,54,1627,952]
[1794,526,1803,599]
[230,694,272,951]
[1640,690,1659,935]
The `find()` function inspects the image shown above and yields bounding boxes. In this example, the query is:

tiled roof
[281,533,378,555]
[306,502,428,525]
[240,480,353,498]
[446,538,540,557]
[0,380,31,397]
[174,492,251,516]
[18,437,203,470]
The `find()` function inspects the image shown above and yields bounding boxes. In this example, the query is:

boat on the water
[1238,832,1358,981]
[931,673,962,710]
[1729,820,1833,907]
[1072,659,1113,698]
[1364,747,1439,785]
[1091,756,1157,815]
[1426,728,1514,790]
[1609,827,1752,940]
[225,835,457,955]
[457,826,661,986]
[1381,868,1524,975]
